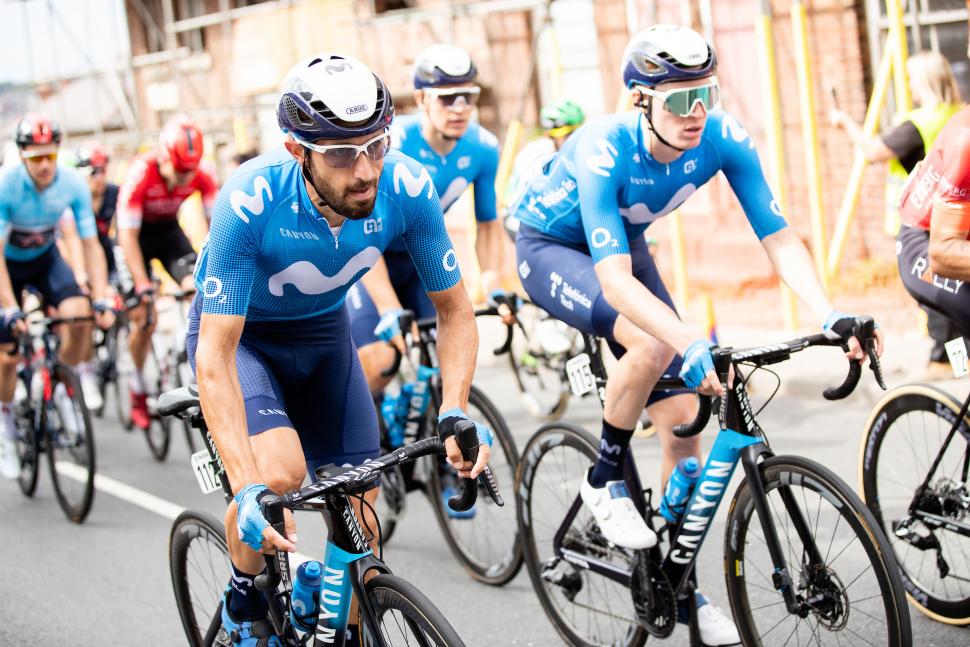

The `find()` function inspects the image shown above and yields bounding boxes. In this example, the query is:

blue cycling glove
[437,407,493,447]
[234,483,272,551]
[823,310,856,339]
[374,309,404,342]
[679,339,716,390]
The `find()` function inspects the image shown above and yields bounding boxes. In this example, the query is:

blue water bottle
[290,560,324,632]
[659,457,702,523]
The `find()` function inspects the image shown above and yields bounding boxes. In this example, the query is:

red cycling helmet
[159,115,204,172]
[15,113,62,148]
[76,141,109,169]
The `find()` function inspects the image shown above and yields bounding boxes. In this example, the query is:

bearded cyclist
[117,115,216,431]
[511,25,883,645]
[191,53,488,645]
[897,104,970,329]
[0,114,114,479]
[347,43,505,398]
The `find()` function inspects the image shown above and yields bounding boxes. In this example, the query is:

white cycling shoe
[580,476,657,549]
[79,370,103,413]
[0,433,20,480]
[695,598,741,646]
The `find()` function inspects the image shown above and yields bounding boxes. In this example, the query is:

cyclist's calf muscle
[929,202,970,281]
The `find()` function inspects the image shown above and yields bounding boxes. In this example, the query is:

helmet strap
[301,147,333,212]
[643,97,686,154]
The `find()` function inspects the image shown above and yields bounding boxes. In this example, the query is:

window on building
[373,0,413,13]
[865,0,970,103]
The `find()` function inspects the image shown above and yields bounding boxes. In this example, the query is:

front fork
[740,444,824,616]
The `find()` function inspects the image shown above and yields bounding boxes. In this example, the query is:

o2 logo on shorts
[203,276,226,304]
[442,249,458,271]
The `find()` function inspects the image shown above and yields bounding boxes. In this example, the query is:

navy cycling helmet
[277,54,394,142]
[413,44,477,89]
[621,25,717,89]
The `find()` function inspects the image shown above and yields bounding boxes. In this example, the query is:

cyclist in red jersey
[897,104,970,332]
[117,115,216,429]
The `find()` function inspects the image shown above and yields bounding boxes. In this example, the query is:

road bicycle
[860,375,970,625]
[160,385,500,646]
[14,309,96,523]
[375,307,521,586]
[515,317,912,646]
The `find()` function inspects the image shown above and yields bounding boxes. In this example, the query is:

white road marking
[55,462,313,564]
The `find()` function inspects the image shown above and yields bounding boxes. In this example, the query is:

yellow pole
[790,1,828,289]
[616,86,633,113]
[885,0,912,113]
[667,211,689,313]
[494,119,524,205]
[826,44,894,279]
[232,116,249,152]
[755,4,798,329]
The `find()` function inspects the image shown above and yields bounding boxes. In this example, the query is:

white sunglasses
[300,130,391,169]
[423,86,481,110]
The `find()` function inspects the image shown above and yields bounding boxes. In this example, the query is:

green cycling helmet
[540,100,585,133]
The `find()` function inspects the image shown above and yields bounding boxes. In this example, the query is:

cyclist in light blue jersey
[191,54,489,646]
[512,25,883,645]
[347,44,506,397]
[0,114,113,480]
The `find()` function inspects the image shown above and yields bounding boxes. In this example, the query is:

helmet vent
[283,96,315,128]
[657,49,709,71]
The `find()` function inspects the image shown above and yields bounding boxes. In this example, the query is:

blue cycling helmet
[277,54,394,142]
[413,44,477,89]
[621,25,717,89]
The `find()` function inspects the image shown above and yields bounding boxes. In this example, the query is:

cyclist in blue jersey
[191,54,489,646]
[511,25,883,645]
[0,114,114,480]
[347,44,506,397]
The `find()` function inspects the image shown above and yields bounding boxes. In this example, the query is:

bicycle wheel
[427,385,522,586]
[143,346,172,461]
[508,302,572,420]
[362,573,464,646]
[15,375,40,497]
[725,455,911,646]
[175,353,198,454]
[170,509,232,647]
[112,322,134,430]
[45,365,96,523]
[516,422,647,647]
[859,383,970,624]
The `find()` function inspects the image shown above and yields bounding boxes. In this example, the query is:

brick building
[122,0,970,327]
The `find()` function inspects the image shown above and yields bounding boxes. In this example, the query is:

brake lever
[866,337,886,390]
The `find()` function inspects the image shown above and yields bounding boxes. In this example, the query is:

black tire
[112,322,134,430]
[376,463,407,546]
[515,422,647,647]
[45,364,96,523]
[170,509,232,647]
[15,373,40,497]
[725,455,911,646]
[859,383,970,625]
[426,385,522,586]
[363,573,464,646]
[143,346,171,462]
[507,302,572,421]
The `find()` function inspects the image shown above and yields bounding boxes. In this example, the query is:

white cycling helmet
[413,44,478,89]
[277,53,394,142]
[621,24,717,89]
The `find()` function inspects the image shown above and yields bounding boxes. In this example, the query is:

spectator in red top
[117,115,216,430]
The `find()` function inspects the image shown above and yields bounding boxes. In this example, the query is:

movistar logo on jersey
[230,176,273,224]
[585,139,618,178]
[393,163,434,199]
[720,114,754,149]
[267,247,382,296]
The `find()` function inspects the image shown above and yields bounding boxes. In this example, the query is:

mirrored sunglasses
[21,151,58,163]
[639,81,719,117]
[301,130,391,169]
[426,86,481,110]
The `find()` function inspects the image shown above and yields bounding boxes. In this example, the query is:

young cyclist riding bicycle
[0,114,114,480]
[347,44,507,400]
[510,25,883,645]
[117,115,217,431]
[190,53,491,646]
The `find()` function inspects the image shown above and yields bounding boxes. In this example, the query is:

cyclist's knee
[357,342,396,389]
[262,462,306,497]
[57,296,90,318]
[615,326,675,374]
[649,394,700,433]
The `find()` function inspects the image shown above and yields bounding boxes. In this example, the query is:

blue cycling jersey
[194,147,461,321]
[511,109,788,263]
[0,164,97,261]
[384,114,499,255]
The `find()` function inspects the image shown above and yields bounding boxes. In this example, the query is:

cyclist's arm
[117,160,152,291]
[69,180,110,301]
[760,228,833,322]
[473,135,502,293]
[474,219,503,295]
[199,170,218,223]
[0,199,16,309]
[58,209,87,287]
[831,109,897,163]
[928,200,970,281]
[359,255,403,313]
[427,282,477,415]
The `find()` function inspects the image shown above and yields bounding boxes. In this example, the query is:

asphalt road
[1,325,967,646]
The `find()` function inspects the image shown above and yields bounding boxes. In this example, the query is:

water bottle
[290,560,323,633]
[660,457,702,523]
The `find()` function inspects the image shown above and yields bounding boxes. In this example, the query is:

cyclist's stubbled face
[20,144,59,189]
[419,85,475,140]
[298,133,384,220]
[641,77,713,151]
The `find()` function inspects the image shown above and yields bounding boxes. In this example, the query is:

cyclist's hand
[374,309,406,355]
[3,307,26,337]
[93,299,116,330]
[680,339,726,397]
[134,281,154,304]
[487,290,517,326]
[823,311,884,360]
[234,483,296,554]
[437,408,492,479]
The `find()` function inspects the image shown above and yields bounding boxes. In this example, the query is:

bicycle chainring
[631,552,676,638]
